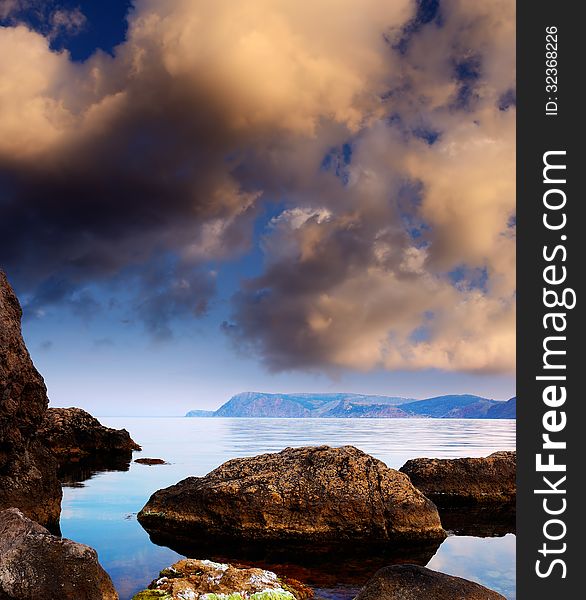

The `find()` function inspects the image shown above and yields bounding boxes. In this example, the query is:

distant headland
[186,392,516,419]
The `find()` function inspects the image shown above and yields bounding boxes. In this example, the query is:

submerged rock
[138,445,446,546]
[354,564,506,600]
[38,407,141,460]
[131,559,313,600]
[0,272,62,530]
[399,451,516,506]
[0,508,118,600]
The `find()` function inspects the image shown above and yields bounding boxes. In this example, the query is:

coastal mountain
[186,392,516,419]
[485,397,516,419]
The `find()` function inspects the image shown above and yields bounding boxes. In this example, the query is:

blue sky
[1,1,516,415]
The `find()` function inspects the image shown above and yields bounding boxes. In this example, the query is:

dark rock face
[138,445,446,546]
[0,508,118,600]
[131,558,313,600]
[354,565,506,600]
[399,451,516,506]
[39,407,141,459]
[0,272,62,530]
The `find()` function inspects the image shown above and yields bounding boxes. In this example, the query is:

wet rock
[135,458,168,466]
[131,558,313,600]
[0,508,118,600]
[354,564,506,600]
[38,407,141,460]
[0,272,62,530]
[399,451,516,507]
[138,445,446,545]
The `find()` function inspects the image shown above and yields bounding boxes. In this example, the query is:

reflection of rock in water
[57,451,133,486]
[439,503,516,537]
[141,529,445,588]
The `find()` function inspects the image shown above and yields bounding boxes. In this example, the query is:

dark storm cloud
[0,0,412,331]
[1,0,515,371]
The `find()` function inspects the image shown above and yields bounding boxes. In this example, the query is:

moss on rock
[131,559,311,600]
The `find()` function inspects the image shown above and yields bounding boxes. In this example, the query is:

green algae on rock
[131,559,313,600]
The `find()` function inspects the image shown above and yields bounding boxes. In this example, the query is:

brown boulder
[0,508,118,600]
[138,445,446,545]
[131,558,313,600]
[354,564,506,600]
[400,451,516,507]
[38,407,141,460]
[0,272,62,530]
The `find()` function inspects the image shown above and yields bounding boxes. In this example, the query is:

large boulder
[138,446,446,546]
[131,559,313,600]
[0,508,118,600]
[38,407,141,460]
[0,272,62,530]
[354,565,506,600]
[399,451,516,507]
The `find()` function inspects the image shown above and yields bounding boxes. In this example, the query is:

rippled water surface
[59,417,516,600]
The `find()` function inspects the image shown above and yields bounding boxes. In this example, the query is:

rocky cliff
[0,272,62,531]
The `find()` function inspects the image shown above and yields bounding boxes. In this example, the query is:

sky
[0,0,516,415]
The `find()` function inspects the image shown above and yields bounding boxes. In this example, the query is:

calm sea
[59,417,516,600]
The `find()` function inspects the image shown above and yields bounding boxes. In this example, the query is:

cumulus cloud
[0,0,515,371]
[224,0,516,373]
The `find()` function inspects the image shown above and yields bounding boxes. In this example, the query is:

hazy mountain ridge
[186,393,516,419]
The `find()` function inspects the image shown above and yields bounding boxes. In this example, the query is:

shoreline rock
[131,559,313,600]
[138,446,446,546]
[0,272,62,531]
[39,407,141,461]
[0,508,118,600]
[399,451,516,507]
[353,564,506,600]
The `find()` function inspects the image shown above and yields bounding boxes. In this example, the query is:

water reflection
[57,452,133,487]
[59,417,516,600]
[439,504,516,537]
[142,530,444,586]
